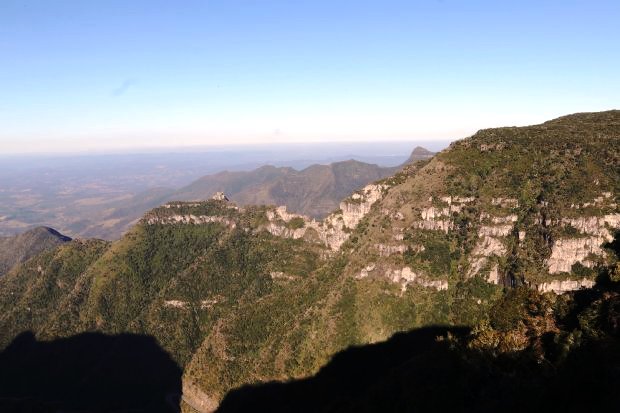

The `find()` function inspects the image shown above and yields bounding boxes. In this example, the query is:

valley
[0,111,618,412]
[0,144,436,240]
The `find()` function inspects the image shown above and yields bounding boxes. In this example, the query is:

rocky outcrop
[487,264,501,284]
[265,184,386,250]
[549,214,620,237]
[182,382,219,413]
[146,214,237,228]
[468,234,508,277]
[269,271,297,280]
[357,265,448,292]
[570,191,615,209]
[547,237,601,273]
[339,185,386,228]
[164,298,219,310]
[211,191,229,201]
[411,196,476,234]
[536,278,595,294]
[411,218,452,233]
[375,243,409,257]
[385,267,448,292]
[478,224,513,237]
[546,213,620,273]
[491,197,519,208]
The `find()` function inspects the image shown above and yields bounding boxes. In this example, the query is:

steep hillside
[0,197,329,369]
[0,239,109,345]
[181,111,619,408]
[0,112,618,412]
[216,270,620,413]
[0,226,71,276]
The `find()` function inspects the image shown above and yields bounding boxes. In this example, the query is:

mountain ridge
[0,111,618,412]
[0,226,71,276]
[77,146,435,239]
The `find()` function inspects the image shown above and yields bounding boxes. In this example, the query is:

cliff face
[340,111,620,295]
[546,211,619,273]
[263,183,386,250]
[178,111,619,408]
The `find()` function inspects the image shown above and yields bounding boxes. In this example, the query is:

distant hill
[174,160,390,219]
[403,146,435,164]
[79,146,435,238]
[174,147,435,219]
[0,226,71,276]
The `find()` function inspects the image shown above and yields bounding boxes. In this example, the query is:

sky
[1,0,619,154]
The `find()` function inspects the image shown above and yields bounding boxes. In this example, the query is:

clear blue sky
[1,0,619,153]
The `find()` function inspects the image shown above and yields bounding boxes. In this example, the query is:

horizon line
[0,139,454,158]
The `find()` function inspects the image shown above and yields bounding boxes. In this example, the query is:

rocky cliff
[180,111,619,410]
[0,111,618,413]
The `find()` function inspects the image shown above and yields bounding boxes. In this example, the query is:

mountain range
[0,112,618,412]
[80,146,435,239]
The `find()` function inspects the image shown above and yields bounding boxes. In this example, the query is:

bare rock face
[411,196,477,234]
[356,265,448,292]
[536,278,595,294]
[375,243,409,257]
[546,237,602,273]
[409,190,619,289]
[182,381,219,413]
[338,185,386,229]
[546,213,620,273]
[385,267,448,292]
[468,236,507,277]
[264,184,386,251]
[468,210,514,279]
[487,264,501,284]
[146,213,237,228]
[211,192,229,201]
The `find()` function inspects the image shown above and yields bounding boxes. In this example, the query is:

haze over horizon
[2,0,619,154]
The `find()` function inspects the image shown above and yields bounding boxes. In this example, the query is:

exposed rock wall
[264,184,386,250]
[356,265,448,292]
[536,278,595,294]
[339,185,385,228]
[546,213,620,273]
[182,381,219,413]
[145,214,237,227]
[375,243,409,257]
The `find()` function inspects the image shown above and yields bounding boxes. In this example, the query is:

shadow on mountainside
[217,323,620,413]
[0,332,181,413]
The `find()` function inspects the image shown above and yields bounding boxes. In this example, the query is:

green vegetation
[0,111,618,411]
[0,226,71,276]
[286,216,306,230]
[0,239,109,348]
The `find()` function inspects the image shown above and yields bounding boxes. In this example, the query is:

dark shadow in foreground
[217,325,620,413]
[0,332,181,413]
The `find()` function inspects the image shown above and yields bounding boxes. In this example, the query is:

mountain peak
[403,146,434,165]
[0,226,71,276]
[30,226,72,242]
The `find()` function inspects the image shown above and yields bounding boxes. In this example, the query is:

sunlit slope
[182,111,619,406]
